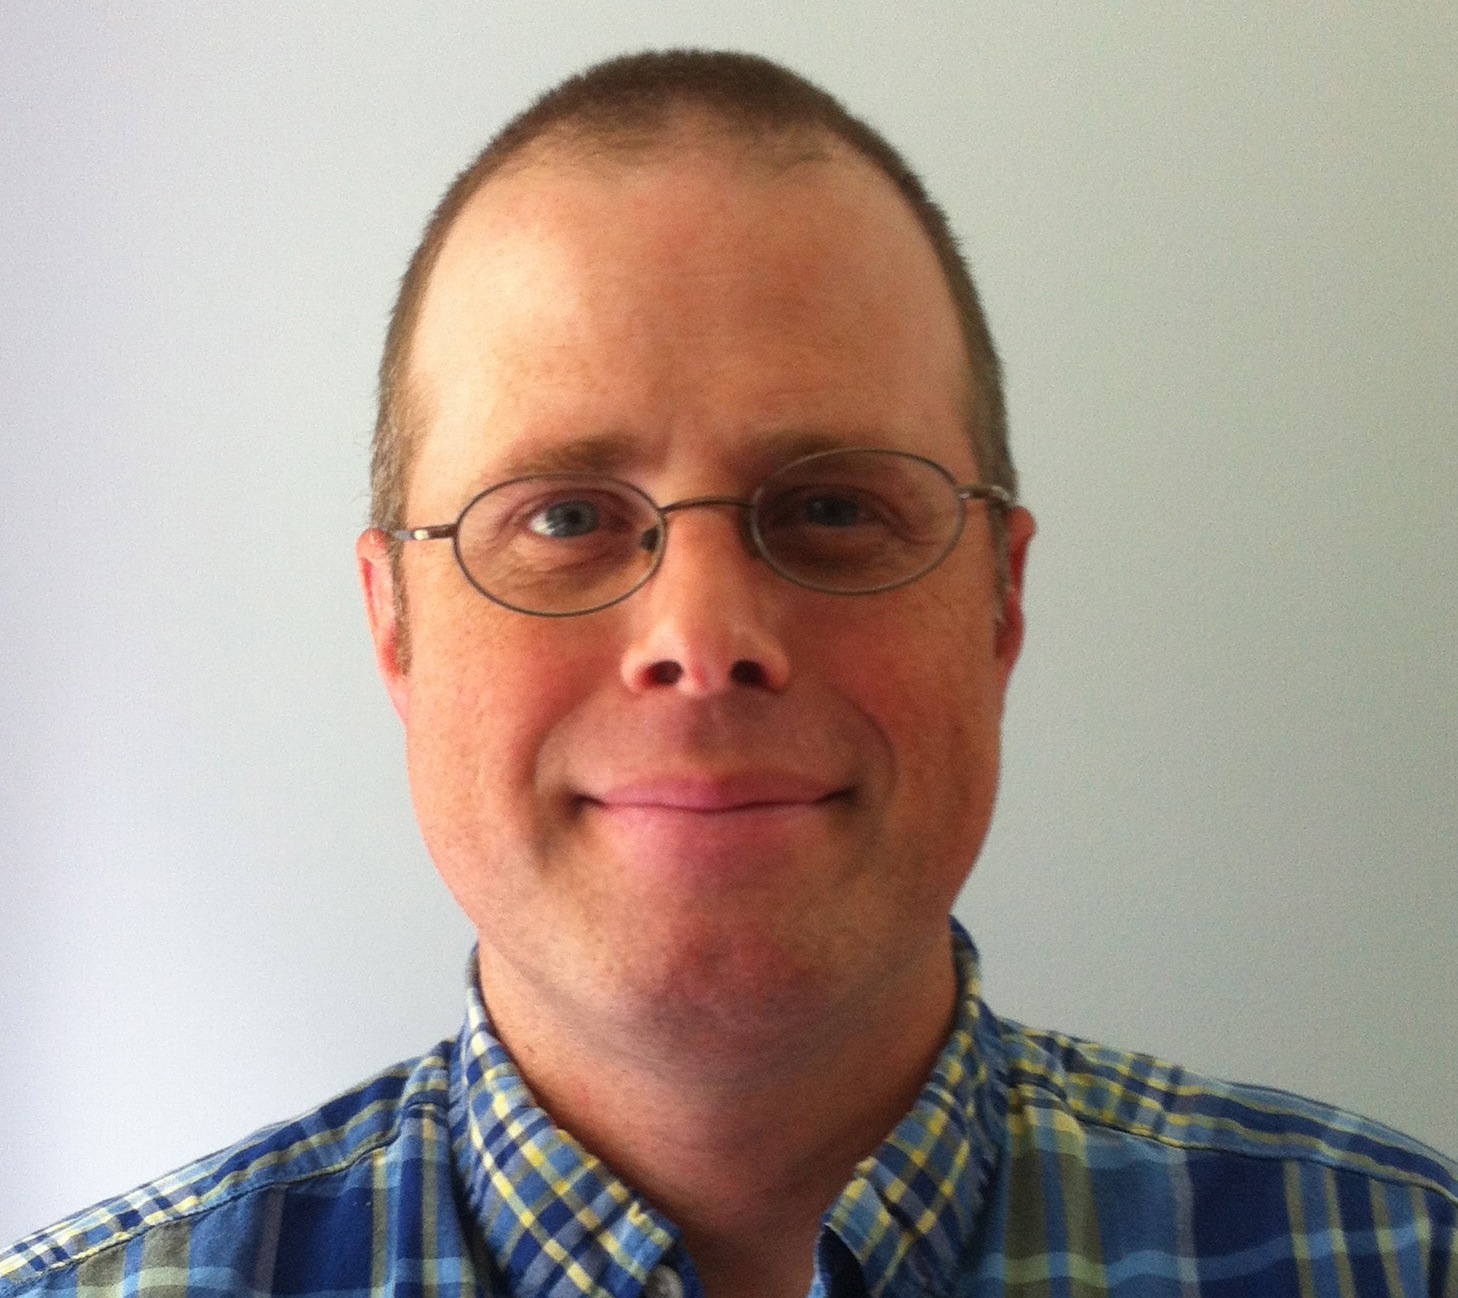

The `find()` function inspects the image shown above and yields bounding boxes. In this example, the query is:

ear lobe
[357,528,410,723]
[994,506,1035,672]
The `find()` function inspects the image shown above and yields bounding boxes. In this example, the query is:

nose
[619,502,792,696]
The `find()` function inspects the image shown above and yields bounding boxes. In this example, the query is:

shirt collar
[448,991,679,1298]
[818,920,1007,1297]
[447,921,1006,1298]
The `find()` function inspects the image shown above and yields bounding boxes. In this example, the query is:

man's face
[360,133,1032,1070]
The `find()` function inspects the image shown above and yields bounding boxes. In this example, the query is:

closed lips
[584,775,848,812]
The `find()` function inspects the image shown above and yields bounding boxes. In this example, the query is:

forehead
[404,131,971,504]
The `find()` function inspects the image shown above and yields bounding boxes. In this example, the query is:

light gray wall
[2,4,1453,1243]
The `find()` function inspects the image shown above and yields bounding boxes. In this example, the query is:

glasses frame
[389,446,1012,618]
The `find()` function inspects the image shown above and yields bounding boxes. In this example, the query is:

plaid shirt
[4,924,1454,1297]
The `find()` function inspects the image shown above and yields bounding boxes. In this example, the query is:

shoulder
[997,1013,1457,1203]
[0,1043,455,1297]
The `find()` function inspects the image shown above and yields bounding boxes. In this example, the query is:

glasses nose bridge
[657,493,753,521]
[653,493,756,553]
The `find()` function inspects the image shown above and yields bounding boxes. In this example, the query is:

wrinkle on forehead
[403,127,974,519]
[411,118,919,391]
[398,121,974,508]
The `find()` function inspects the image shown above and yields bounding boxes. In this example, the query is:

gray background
[2,4,1454,1243]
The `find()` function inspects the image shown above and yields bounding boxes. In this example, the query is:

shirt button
[644,1265,685,1298]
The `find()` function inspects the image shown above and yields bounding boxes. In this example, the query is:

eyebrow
[492,428,873,482]
[496,433,643,479]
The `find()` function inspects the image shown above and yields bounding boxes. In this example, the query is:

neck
[477,930,959,1298]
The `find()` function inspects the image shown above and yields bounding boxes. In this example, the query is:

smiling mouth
[574,777,855,878]
[582,776,850,815]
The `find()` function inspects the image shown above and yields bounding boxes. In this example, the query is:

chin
[597,909,866,1051]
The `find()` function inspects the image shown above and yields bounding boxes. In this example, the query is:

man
[3,49,1453,1298]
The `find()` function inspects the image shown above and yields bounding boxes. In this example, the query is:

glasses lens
[752,450,963,593]
[455,475,661,614]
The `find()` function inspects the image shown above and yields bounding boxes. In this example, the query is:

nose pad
[620,505,791,696]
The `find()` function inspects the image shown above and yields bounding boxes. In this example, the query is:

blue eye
[801,494,866,528]
[528,500,601,538]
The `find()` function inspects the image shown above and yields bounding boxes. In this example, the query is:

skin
[358,123,1033,1298]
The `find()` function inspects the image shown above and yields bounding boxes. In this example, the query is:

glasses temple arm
[958,484,1013,509]
[389,524,458,542]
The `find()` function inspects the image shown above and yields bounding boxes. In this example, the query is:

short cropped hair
[369,48,1016,541]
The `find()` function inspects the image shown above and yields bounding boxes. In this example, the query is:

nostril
[730,660,766,687]
[641,660,766,688]
[647,661,683,686]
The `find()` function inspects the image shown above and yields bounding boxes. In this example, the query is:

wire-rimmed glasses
[390,446,1011,617]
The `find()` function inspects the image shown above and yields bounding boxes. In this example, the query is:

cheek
[842,588,1007,847]
[400,587,605,868]
[881,668,1001,818]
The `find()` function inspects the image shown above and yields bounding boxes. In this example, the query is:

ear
[357,528,410,723]
[994,505,1035,677]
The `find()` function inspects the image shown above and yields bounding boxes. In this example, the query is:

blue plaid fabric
[3,923,1454,1297]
